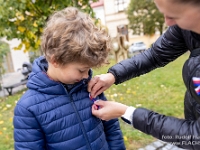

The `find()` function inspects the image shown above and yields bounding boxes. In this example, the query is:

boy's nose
[165,17,176,26]
[82,72,89,79]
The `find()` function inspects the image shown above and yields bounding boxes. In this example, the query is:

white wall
[6,39,30,72]
[104,0,131,37]
[93,6,106,25]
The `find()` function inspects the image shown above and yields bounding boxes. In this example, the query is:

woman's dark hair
[172,0,200,5]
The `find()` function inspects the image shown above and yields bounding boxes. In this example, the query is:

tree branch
[28,1,43,16]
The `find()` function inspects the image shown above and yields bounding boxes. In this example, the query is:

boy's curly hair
[41,7,111,68]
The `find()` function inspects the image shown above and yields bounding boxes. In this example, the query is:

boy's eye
[79,70,85,73]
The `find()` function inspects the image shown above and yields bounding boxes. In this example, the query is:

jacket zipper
[69,95,92,150]
[62,84,92,150]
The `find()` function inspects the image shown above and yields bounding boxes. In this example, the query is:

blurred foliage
[127,0,166,35]
[0,41,10,68]
[0,40,10,80]
[0,0,97,53]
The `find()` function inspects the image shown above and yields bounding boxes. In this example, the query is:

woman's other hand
[88,73,115,98]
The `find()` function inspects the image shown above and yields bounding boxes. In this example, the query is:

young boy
[13,7,125,150]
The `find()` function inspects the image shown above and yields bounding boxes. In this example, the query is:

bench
[3,80,27,96]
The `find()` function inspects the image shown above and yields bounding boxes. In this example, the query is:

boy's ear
[52,61,59,68]
[50,55,59,68]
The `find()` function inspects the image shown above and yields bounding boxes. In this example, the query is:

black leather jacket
[108,25,200,150]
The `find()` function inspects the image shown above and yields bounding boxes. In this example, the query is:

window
[115,0,128,12]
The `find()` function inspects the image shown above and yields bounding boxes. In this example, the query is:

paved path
[139,140,187,150]
[0,72,27,97]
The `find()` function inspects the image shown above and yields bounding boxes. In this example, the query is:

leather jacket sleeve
[133,108,200,150]
[108,25,188,84]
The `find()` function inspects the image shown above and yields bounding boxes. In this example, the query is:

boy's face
[48,62,90,84]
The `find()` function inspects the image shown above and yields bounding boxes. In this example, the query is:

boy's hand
[88,73,115,98]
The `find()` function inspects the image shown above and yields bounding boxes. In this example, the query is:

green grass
[0,52,189,150]
[0,90,25,150]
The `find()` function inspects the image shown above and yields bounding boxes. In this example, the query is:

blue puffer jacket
[13,56,125,150]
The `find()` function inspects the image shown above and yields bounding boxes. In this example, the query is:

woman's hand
[88,73,115,98]
[92,100,128,121]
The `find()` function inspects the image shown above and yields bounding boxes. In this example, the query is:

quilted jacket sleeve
[13,104,45,150]
[99,93,126,150]
[108,25,188,84]
[133,108,200,150]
